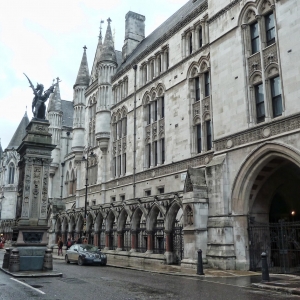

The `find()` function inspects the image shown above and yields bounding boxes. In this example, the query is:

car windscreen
[79,245,98,252]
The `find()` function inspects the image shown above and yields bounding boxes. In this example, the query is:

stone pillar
[94,232,99,247]
[117,231,123,250]
[105,231,110,250]
[14,119,56,246]
[130,230,137,252]
[146,231,153,253]
[165,231,172,252]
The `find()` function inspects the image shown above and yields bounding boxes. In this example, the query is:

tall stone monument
[11,75,56,271]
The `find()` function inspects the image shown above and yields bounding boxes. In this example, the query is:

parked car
[65,244,107,266]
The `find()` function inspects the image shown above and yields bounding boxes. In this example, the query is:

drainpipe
[60,162,65,200]
[133,65,137,200]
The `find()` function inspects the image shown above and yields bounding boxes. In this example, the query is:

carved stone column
[146,231,153,253]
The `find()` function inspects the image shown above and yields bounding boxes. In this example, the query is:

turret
[72,46,90,160]
[47,78,63,173]
[90,20,104,85]
[96,18,117,151]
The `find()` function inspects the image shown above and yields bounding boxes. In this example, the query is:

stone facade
[2,0,300,271]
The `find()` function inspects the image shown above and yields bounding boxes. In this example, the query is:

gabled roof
[115,0,206,75]
[7,112,30,150]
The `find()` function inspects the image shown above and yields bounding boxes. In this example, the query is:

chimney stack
[122,11,145,61]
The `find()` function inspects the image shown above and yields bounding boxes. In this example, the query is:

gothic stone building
[3,0,300,272]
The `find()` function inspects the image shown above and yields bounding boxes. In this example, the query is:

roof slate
[61,100,74,128]
[115,0,206,75]
[7,112,30,150]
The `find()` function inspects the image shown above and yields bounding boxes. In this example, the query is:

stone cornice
[78,152,213,196]
[207,0,242,24]
[112,0,208,82]
[214,113,300,152]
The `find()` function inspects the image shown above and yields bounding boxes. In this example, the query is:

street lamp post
[82,149,95,236]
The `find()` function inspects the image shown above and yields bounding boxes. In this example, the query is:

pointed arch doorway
[232,143,300,274]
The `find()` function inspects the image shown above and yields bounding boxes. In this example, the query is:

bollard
[43,248,53,271]
[197,249,205,275]
[261,252,270,281]
[9,248,20,273]
[2,248,12,269]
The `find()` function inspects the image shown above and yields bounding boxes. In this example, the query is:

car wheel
[65,255,70,264]
[78,256,84,266]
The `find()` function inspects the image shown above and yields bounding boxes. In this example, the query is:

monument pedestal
[12,119,56,271]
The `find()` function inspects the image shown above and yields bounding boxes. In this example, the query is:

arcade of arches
[54,195,184,265]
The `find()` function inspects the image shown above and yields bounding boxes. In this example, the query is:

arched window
[8,163,15,184]
[143,87,166,169]
[111,107,128,178]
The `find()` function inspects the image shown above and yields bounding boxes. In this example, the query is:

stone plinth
[12,119,56,272]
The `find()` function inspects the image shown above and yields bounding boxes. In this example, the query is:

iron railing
[248,218,300,274]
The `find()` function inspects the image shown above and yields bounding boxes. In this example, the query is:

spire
[74,46,90,87]
[98,20,104,43]
[99,18,117,64]
[48,77,62,113]
[7,111,29,150]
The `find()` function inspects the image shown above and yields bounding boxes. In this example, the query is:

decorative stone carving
[215,113,300,151]
[193,101,201,116]
[263,43,278,68]
[248,52,261,76]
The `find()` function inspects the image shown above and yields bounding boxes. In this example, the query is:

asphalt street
[0,259,299,300]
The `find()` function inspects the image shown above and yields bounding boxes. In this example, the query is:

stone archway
[231,142,300,273]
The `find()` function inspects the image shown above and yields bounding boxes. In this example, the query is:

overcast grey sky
[0,0,187,149]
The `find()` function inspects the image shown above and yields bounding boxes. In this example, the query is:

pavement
[1,249,299,295]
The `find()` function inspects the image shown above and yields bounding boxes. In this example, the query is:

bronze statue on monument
[23,73,55,119]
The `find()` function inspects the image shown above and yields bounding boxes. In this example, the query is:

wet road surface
[0,259,299,299]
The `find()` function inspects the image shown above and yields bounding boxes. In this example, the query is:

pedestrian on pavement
[57,237,63,256]
[67,238,72,249]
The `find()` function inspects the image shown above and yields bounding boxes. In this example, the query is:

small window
[199,27,203,48]
[250,22,260,54]
[206,120,212,151]
[271,76,282,117]
[166,51,169,69]
[161,96,165,118]
[8,163,15,184]
[195,77,200,101]
[147,144,151,168]
[255,83,265,123]
[113,157,116,177]
[158,187,164,194]
[145,190,151,196]
[154,100,158,121]
[189,34,193,54]
[123,153,126,175]
[111,196,116,202]
[197,124,202,153]
[92,200,96,206]
[265,13,275,46]
[154,141,158,166]
[120,195,125,201]
[161,138,165,164]
[118,155,121,176]
[147,104,151,125]
[204,72,210,97]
